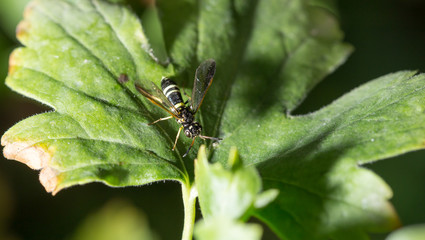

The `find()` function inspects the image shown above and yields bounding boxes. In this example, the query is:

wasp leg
[182,137,197,157]
[172,126,183,151]
[148,115,173,125]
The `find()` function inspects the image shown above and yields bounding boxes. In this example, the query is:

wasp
[135,59,221,157]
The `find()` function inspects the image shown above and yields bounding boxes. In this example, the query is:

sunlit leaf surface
[3,0,425,239]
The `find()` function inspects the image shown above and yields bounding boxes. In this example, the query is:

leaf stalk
[181,182,198,240]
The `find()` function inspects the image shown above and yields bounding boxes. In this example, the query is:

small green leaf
[195,146,277,220]
[194,217,262,240]
[386,224,425,240]
[194,146,275,240]
[228,146,242,171]
[254,189,280,209]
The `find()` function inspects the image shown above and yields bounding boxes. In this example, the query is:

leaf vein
[20,66,147,118]
[9,136,183,176]
[35,4,186,175]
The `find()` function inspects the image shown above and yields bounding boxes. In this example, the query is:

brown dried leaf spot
[2,136,60,194]
[40,167,60,195]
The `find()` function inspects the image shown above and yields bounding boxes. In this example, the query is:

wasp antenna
[199,135,222,141]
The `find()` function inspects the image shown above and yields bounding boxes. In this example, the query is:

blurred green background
[0,0,424,239]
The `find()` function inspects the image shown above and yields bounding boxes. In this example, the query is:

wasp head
[184,122,202,138]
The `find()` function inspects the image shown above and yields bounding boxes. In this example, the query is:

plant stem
[181,182,198,240]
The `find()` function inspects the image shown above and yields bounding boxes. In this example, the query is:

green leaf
[386,224,425,240]
[2,0,185,194]
[194,217,262,240]
[2,0,350,191]
[194,146,276,240]
[195,146,278,220]
[213,70,425,239]
[140,4,169,64]
[3,0,424,239]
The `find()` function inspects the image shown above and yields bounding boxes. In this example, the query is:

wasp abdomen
[161,77,185,110]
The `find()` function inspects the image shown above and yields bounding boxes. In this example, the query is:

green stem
[181,182,198,240]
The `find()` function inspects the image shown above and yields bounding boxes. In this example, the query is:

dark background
[0,0,424,239]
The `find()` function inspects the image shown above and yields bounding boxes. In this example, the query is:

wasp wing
[191,59,216,113]
[135,81,179,118]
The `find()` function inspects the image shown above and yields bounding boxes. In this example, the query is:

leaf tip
[254,189,279,209]
[197,145,208,160]
[40,167,60,195]
[16,20,30,42]
[23,0,36,18]
[386,202,403,230]
[8,49,21,76]
[2,139,50,170]
[16,0,36,43]
[2,137,60,195]
[228,146,242,171]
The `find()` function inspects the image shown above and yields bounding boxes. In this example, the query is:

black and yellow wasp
[135,59,221,157]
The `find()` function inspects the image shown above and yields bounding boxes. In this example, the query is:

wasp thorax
[184,122,202,138]
[180,108,194,122]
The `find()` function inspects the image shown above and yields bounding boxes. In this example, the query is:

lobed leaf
[2,0,185,194]
[3,0,350,191]
[3,0,424,239]
[213,71,425,238]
